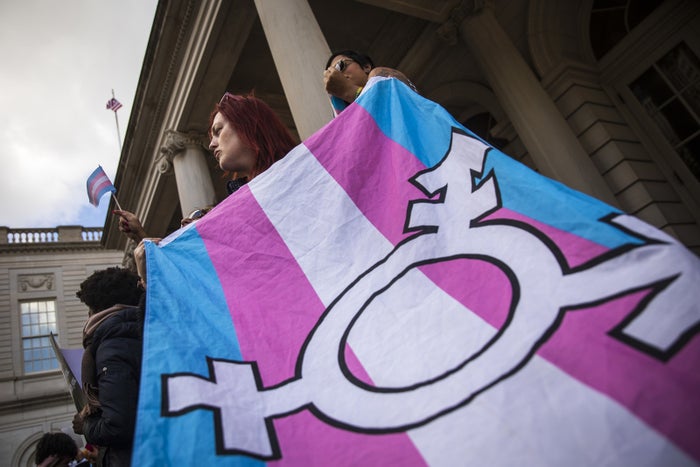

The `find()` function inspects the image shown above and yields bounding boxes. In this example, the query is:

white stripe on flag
[249,144,394,304]
[249,145,694,465]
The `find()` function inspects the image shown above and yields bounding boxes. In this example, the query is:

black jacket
[83,306,142,467]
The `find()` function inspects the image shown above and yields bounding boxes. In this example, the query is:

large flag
[86,165,116,207]
[106,97,123,112]
[133,77,700,466]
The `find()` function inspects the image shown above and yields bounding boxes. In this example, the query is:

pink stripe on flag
[305,105,425,246]
[196,187,425,465]
[306,104,513,349]
[484,208,610,268]
[483,208,700,458]
[197,187,316,387]
[305,104,700,460]
[275,347,426,466]
[90,177,112,198]
[274,410,427,467]
[539,290,700,460]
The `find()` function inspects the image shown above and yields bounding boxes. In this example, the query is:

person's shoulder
[119,305,142,320]
[101,306,141,325]
[94,306,143,339]
[368,67,417,92]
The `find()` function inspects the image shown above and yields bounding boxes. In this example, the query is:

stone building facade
[103,0,700,256]
[0,227,122,466]
[4,1,697,463]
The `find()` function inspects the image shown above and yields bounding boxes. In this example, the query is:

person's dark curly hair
[325,49,374,70]
[76,267,143,313]
[35,432,78,464]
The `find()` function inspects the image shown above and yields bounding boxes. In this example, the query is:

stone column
[253,0,333,140]
[159,131,217,218]
[445,2,617,206]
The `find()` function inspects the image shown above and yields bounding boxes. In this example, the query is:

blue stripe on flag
[132,227,262,466]
[357,78,642,250]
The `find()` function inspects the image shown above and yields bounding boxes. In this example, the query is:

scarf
[80,304,130,416]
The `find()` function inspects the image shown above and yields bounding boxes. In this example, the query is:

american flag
[106,97,123,112]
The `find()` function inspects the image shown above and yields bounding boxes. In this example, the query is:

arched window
[630,42,700,181]
[592,0,700,211]
[589,0,663,60]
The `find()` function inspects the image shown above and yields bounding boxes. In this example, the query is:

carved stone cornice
[156,130,209,174]
[18,274,54,292]
[0,242,108,255]
[436,0,489,45]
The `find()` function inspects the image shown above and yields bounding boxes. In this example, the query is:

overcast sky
[0,0,158,229]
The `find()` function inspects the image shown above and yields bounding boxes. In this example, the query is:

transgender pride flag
[132,77,700,466]
[86,165,116,207]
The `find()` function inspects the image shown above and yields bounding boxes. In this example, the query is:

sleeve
[82,329,141,448]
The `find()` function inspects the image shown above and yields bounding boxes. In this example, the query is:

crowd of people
[55,50,412,466]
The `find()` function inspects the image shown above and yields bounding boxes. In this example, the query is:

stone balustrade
[0,226,103,245]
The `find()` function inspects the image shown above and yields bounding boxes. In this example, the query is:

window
[595,2,700,212]
[629,42,700,182]
[20,300,59,373]
[589,0,663,59]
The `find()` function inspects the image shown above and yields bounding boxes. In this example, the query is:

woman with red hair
[129,93,296,286]
[209,93,296,194]
[116,93,296,240]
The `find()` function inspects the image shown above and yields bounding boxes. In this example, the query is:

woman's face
[209,112,256,176]
[330,55,371,87]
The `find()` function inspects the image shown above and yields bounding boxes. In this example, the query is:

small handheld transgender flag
[86,165,120,209]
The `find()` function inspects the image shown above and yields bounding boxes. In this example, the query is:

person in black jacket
[72,267,144,467]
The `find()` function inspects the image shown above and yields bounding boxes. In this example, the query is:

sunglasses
[187,208,209,221]
[219,92,233,105]
[334,59,354,72]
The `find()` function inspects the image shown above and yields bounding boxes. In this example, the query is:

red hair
[209,94,296,179]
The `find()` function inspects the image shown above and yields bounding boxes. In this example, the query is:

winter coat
[83,306,142,467]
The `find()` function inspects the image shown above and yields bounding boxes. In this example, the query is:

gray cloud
[0,0,157,228]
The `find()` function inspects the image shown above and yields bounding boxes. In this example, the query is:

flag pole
[111,192,123,211]
[112,89,122,152]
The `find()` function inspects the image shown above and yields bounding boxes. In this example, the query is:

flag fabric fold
[86,165,116,207]
[133,77,700,466]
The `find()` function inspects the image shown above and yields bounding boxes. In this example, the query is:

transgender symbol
[162,129,700,460]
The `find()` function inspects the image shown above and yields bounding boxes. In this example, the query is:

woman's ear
[363,64,372,74]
